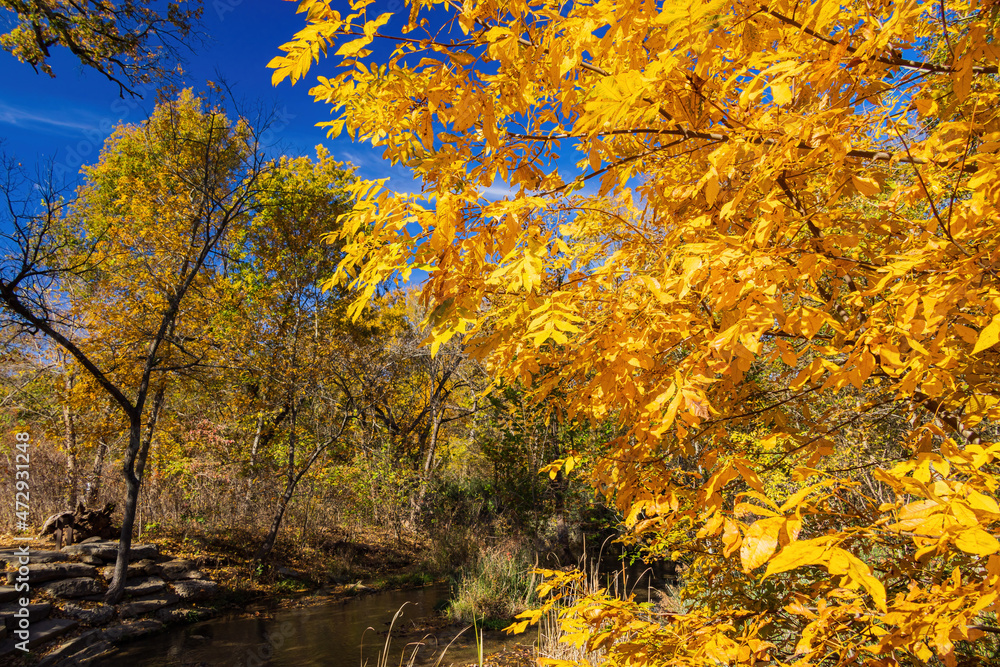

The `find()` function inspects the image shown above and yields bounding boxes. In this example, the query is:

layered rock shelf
[0,538,219,665]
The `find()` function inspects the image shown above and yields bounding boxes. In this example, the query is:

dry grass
[446,539,539,624]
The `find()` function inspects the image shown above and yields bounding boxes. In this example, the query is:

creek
[100,583,523,667]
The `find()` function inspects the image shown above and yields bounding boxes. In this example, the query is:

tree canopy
[273,0,1000,663]
[0,0,202,96]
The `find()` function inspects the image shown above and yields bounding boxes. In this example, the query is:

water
[99,583,523,667]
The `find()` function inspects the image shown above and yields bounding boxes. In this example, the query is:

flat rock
[41,576,105,598]
[56,639,115,665]
[36,630,115,667]
[118,591,179,619]
[153,605,211,623]
[60,602,114,625]
[160,559,201,580]
[101,560,161,580]
[0,549,66,566]
[0,587,18,603]
[7,562,97,584]
[126,544,160,560]
[170,579,218,601]
[80,554,104,566]
[124,576,166,597]
[276,566,307,579]
[35,628,104,667]
[0,602,51,629]
[99,618,163,642]
[0,617,77,657]
[133,559,162,575]
[79,536,105,544]
[61,541,118,560]
[63,541,159,562]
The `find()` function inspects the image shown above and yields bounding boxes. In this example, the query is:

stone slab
[58,639,116,664]
[154,605,212,624]
[0,617,78,657]
[170,579,218,601]
[35,628,108,667]
[0,549,66,566]
[159,559,204,580]
[40,576,105,599]
[60,541,118,560]
[118,592,179,619]
[0,602,51,630]
[101,560,162,581]
[60,601,114,626]
[0,587,19,603]
[6,562,96,585]
[99,618,163,643]
[124,575,166,598]
[62,541,159,561]
[128,544,160,560]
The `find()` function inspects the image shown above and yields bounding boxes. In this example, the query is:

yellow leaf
[740,517,784,571]
[704,175,720,205]
[733,459,767,495]
[973,315,1000,354]
[564,455,577,474]
[765,537,831,577]
[336,36,372,57]
[722,518,741,557]
[771,82,793,106]
[968,490,1000,515]
[955,527,1000,556]
[851,175,881,196]
[505,620,530,634]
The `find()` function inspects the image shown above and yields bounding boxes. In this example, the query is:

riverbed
[99,583,525,666]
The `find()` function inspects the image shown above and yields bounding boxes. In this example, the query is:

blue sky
[0,0,420,190]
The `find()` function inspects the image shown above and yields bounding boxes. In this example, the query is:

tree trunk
[105,385,165,603]
[85,441,108,505]
[254,411,349,562]
[244,412,265,507]
[254,405,297,562]
[553,471,574,566]
[409,402,443,528]
[61,373,79,506]
[244,405,289,509]
[105,417,143,603]
[254,480,296,562]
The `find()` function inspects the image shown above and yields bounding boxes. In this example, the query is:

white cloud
[0,102,104,135]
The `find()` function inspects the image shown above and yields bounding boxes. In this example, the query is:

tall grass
[447,540,539,624]
[362,603,475,667]
[534,550,684,665]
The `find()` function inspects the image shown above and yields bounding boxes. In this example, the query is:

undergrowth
[447,540,538,624]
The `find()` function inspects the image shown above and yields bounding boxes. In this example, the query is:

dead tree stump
[38,502,117,545]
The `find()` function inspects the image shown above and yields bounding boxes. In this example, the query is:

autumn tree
[332,293,488,530]
[215,148,359,561]
[0,0,202,96]
[0,90,270,602]
[274,0,1000,664]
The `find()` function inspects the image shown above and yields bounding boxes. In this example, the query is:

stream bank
[0,529,536,667]
[102,582,529,667]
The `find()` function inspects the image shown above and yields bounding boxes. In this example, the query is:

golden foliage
[274,0,1000,663]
